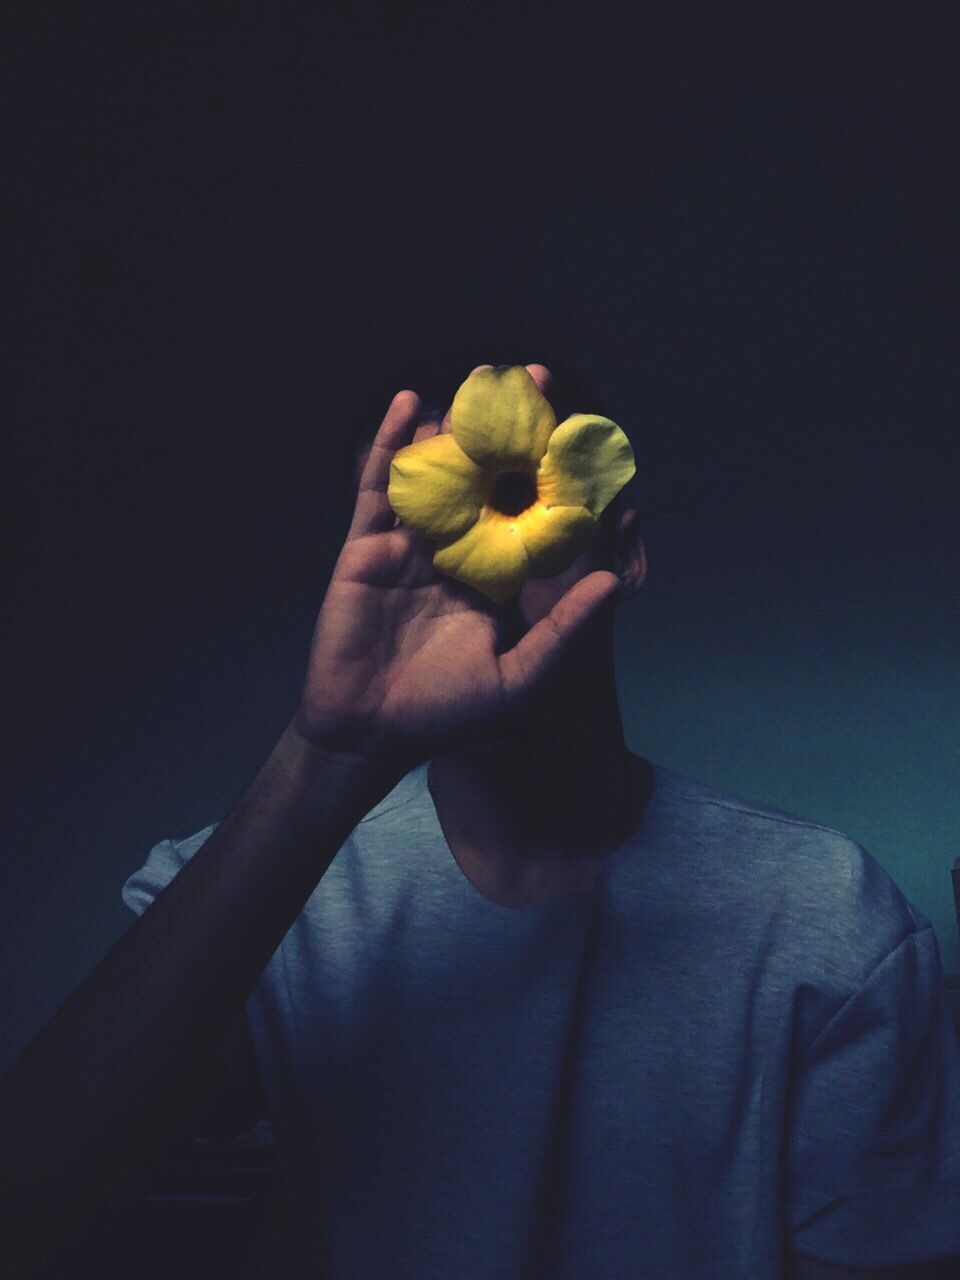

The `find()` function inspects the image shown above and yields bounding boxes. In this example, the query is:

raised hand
[291,364,621,774]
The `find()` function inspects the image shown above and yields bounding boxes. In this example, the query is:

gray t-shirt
[122,760,960,1278]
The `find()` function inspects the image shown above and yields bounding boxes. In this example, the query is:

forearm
[0,722,400,1266]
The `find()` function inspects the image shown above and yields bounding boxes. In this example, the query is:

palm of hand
[300,525,510,761]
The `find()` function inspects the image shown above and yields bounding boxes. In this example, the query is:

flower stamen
[488,470,537,517]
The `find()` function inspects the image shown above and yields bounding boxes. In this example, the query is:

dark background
[5,1,959,1074]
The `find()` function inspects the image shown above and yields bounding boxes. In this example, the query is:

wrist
[274,718,409,807]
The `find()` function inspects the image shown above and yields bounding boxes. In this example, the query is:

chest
[249,897,788,1279]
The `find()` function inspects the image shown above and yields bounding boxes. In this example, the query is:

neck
[427,667,654,907]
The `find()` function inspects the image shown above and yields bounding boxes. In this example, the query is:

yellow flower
[387,365,636,604]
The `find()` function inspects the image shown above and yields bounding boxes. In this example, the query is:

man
[3,364,959,1277]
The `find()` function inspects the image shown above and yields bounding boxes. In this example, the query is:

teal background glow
[618,545,959,977]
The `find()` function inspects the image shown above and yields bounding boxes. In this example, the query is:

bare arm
[1,366,619,1273]
[0,725,398,1272]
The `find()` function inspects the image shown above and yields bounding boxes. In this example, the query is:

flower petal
[536,414,636,515]
[432,510,530,604]
[450,365,556,470]
[514,503,599,578]
[388,433,488,541]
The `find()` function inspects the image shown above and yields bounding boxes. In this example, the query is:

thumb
[497,570,621,706]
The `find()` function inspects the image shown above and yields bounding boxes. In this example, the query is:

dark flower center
[489,470,537,516]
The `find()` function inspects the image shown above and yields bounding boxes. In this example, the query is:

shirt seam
[357,792,420,824]
[665,789,857,841]
[795,923,933,1070]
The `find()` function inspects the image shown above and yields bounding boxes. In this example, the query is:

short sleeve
[120,823,220,916]
[787,924,960,1267]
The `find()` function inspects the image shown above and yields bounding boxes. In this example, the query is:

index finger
[346,389,423,541]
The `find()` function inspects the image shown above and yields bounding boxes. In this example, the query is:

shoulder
[649,764,926,995]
